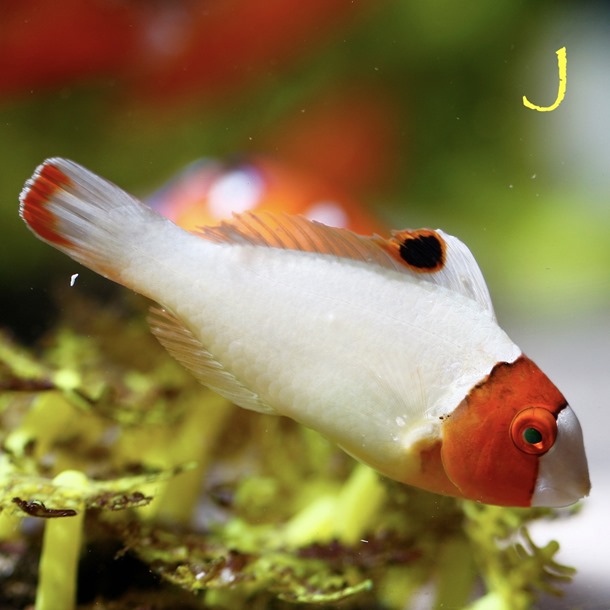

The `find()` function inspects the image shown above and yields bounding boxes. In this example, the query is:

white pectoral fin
[147,307,277,415]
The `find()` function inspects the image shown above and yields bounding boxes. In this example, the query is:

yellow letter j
[523,47,567,112]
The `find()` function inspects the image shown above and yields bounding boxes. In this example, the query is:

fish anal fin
[147,306,277,415]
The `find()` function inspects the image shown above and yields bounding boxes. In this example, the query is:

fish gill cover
[0,291,578,609]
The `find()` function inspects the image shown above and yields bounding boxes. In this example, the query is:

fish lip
[530,483,590,508]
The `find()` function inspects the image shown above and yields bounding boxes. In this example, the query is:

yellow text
[523,47,567,112]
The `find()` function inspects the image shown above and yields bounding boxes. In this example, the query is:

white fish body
[146,235,519,477]
[19,158,590,507]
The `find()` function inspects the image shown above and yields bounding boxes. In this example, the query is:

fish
[19,158,590,508]
[146,156,383,235]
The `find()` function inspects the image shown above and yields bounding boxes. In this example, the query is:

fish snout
[531,405,590,507]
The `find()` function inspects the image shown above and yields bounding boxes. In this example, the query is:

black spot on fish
[398,232,444,271]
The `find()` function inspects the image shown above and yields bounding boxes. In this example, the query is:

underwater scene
[1,2,609,609]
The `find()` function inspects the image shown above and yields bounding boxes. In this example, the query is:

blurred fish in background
[147,156,385,234]
[0,0,364,105]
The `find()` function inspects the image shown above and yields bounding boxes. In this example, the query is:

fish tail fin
[19,158,166,285]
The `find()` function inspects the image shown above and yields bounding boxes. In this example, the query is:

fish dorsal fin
[377,227,497,319]
[433,230,496,319]
[197,211,495,317]
[147,306,277,414]
[196,211,404,270]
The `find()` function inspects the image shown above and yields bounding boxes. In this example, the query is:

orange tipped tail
[19,158,164,285]
[20,161,75,248]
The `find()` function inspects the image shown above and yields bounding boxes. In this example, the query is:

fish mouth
[531,405,591,508]
[531,481,590,508]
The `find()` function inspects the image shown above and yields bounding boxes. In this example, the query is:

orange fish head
[439,355,590,507]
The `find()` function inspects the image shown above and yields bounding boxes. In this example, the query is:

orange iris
[510,406,558,455]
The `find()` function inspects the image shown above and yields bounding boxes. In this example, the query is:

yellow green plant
[0,293,579,609]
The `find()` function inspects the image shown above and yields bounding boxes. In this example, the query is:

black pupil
[523,427,543,445]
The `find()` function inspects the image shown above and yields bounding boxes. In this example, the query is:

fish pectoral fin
[147,306,278,415]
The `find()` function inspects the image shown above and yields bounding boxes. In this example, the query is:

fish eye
[510,406,557,455]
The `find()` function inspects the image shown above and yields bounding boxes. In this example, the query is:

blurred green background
[1,0,608,338]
